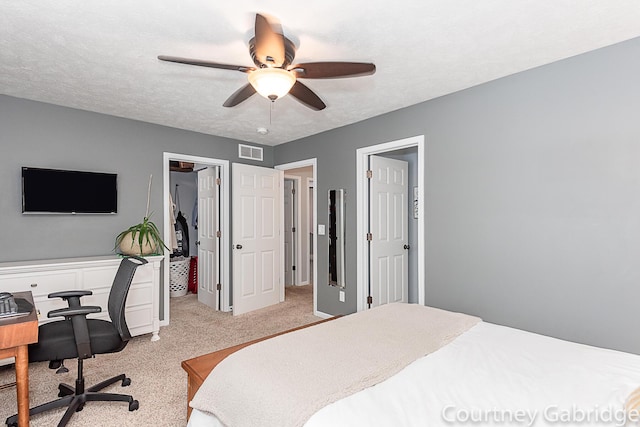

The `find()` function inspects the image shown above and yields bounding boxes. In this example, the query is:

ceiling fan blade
[158,55,254,73]
[290,62,376,79]
[288,81,326,111]
[254,14,285,67]
[223,83,256,107]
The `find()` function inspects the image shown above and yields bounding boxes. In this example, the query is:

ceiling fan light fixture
[248,68,296,101]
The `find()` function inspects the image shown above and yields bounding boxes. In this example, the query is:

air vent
[238,144,263,161]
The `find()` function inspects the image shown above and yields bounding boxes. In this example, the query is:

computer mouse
[0,292,12,300]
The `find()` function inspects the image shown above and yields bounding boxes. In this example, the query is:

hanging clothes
[175,212,189,257]
[174,184,190,257]
[169,192,178,251]
[191,197,198,230]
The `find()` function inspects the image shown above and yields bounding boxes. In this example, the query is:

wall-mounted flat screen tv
[22,167,117,214]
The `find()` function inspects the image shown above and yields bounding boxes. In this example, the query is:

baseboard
[314,310,333,319]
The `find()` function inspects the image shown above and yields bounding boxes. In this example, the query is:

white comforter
[189,322,640,427]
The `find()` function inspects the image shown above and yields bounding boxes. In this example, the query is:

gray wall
[275,37,640,353]
[0,95,273,263]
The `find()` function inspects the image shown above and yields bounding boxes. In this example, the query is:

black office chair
[6,256,148,427]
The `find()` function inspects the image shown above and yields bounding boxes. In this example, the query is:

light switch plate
[339,290,345,302]
[318,224,326,235]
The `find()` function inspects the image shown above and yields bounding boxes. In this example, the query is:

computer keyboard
[0,295,20,318]
[0,293,34,320]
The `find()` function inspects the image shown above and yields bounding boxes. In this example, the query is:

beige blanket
[190,303,480,427]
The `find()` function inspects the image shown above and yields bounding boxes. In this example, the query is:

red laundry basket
[188,256,198,294]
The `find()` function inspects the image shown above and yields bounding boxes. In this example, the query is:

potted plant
[115,175,168,256]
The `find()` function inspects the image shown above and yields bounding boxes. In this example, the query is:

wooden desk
[0,291,39,427]
[181,317,336,420]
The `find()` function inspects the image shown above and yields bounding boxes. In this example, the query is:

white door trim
[162,152,231,324]
[306,177,314,280]
[284,175,302,286]
[274,158,319,317]
[356,136,425,312]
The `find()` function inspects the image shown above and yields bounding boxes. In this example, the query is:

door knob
[195,241,201,246]
[235,244,243,249]
[403,244,410,250]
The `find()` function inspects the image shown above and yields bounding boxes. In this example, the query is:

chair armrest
[47,290,98,358]
[47,306,102,319]
[48,304,101,360]
[48,290,93,299]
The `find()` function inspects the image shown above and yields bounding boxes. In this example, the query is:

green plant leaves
[114,214,169,255]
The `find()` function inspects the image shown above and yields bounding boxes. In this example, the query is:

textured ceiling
[2,1,640,146]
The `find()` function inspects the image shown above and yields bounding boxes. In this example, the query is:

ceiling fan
[158,13,376,111]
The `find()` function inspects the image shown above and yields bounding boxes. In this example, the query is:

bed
[184,303,640,427]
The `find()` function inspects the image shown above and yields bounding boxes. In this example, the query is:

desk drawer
[82,266,119,289]
[0,271,78,297]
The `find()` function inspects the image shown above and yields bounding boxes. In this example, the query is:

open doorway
[275,159,318,316]
[162,153,231,326]
[356,136,425,312]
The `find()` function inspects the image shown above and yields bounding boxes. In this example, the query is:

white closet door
[370,155,408,306]
[197,166,220,309]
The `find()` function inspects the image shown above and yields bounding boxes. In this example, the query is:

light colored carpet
[0,285,319,426]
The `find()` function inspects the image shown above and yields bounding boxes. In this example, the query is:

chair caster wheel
[122,377,131,387]
[129,400,139,411]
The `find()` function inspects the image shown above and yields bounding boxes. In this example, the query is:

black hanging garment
[174,185,190,257]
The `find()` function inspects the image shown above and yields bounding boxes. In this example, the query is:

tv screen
[22,167,117,214]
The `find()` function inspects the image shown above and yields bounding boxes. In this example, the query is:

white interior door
[232,163,283,315]
[197,166,220,309]
[369,155,409,307]
[284,179,295,286]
